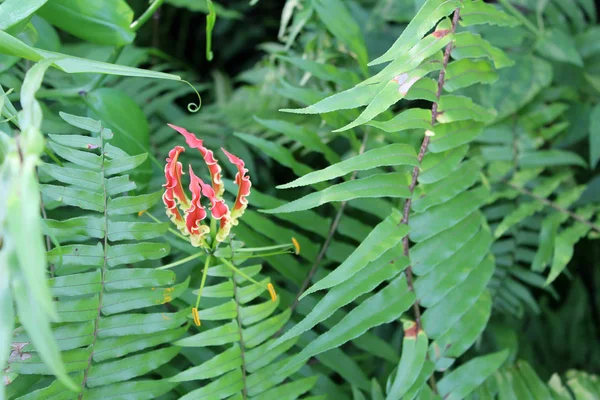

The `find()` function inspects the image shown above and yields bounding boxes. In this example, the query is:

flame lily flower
[162,124,251,248]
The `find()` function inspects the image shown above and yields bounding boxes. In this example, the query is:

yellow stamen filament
[192,307,201,326]
[291,237,300,255]
[138,210,147,217]
[267,283,277,302]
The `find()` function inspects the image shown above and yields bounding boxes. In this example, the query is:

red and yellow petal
[185,166,210,247]
[168,124,224,197]
[221,148,251,219]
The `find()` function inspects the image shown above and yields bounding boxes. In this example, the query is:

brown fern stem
[401,8,461,329]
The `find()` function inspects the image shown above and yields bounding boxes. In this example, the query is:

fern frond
[6,112,186,399]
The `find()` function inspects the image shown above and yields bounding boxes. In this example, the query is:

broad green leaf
[47,141,101,168]
[278,144,417,189]
[175,321,241,347]
[367,108,432,133]
[415,230,492,307]
[452,31,514,69]
[264,173,411,214]
[459,1,519,27]
[436,96,496,123]
[419,145,468,184]
[301,209,405,297]
[546,207,595,284]
[86,347,179,388]
[59,112,102,133]
[0,30,180,80]
[86,88,151,164]
[280,82,384,115]
[438,350,509,399]
[412,211,483,275]
[106,242,170,267]
[518,150,587,168]
[313,0,368,72]
[179,369,244,400]
[40,163,102,190]
[252,376,318,400]
[98,309,189,337]
[44,216,104,241]
[38,0,134,46]
[387,322,428,399]
[0,0,48,30]
[369,0,461,66]
[410,186,489,242]
[42,184,104,212]
[102,276,188,315]
[413,160,480,212]
[590,103,600,168]
[444,59,498,91]
[244,309,291,348]
[106,191,162,215]
[421,259,494,338]
[285,277,415,370]
[535,29,584,67]
[107,220,169,241]
[434,290,492,358]
[169,345,242,382]
[361,33,450,87]
[49,270,102,296]
[274,246,407,346]
[83,380,176,400]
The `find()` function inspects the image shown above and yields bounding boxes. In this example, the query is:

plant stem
[289,131,369,313]
[401,7,460,331]
[194,254,212,308]
[504,180,600,233]
[130,0,166,32]
[157,251,205,270]
[220,257,266,288]
[497,0,540,35]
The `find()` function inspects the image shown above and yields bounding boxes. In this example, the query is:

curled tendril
[182,80,202,113]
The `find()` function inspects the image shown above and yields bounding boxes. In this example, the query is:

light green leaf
[444,59,498,91]
[387,322,428,399]
[106,192,162,215]
[535,29,584,67]
[278,144,417,189]
[301,209,405,297]
[369,0,461,66]
[438,350,509,399]
[0,30,180,80]
[459,1,519,27]
[274,246,407,346]
[367,108,432,133]
[38,0,134,46]
[285,277,415,370]
[264,173,411,214]
[0,0,49,30]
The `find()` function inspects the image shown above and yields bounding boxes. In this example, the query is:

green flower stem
[130,0,166,32]
[157,251,205,270]
[235,243,294,253]
[220,257,266,288]
[194,254,213,308]
[233,250,294,261]
[141,211,190,242]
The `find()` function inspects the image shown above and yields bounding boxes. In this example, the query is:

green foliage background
[1,0,599,399]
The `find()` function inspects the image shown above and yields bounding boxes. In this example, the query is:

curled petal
[186,166,210,247]
[163,146,189,208]
[198,179,229,220]
[221,148,251,219]
[168,124,224,197]
[163,191,187,234]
